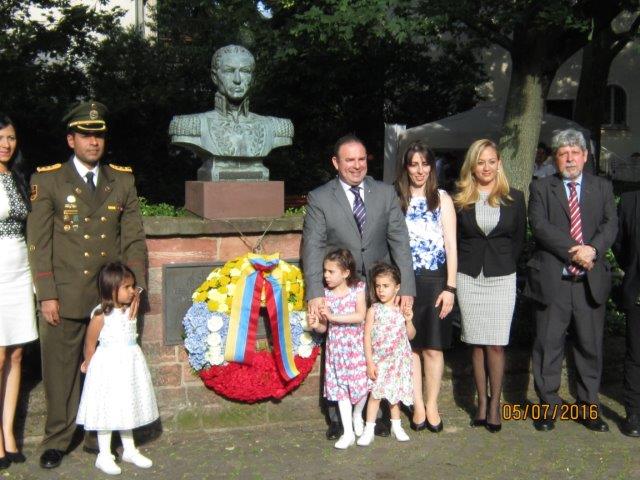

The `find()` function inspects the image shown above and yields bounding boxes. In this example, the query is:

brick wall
[140,216,326,430]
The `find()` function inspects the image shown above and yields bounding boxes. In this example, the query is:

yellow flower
[226,283,236,296]
[207,270,221,281]
[218,285,228,295]
[195,291,208,303]
[218,276,230,286]
[207,300,219,311]
[290,283,301,295]
[218,302,229,313]
[229,267,242,278]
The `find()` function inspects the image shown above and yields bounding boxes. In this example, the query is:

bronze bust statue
[169,45,294,181]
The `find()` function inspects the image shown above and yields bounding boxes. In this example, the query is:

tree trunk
[499,51,552,201]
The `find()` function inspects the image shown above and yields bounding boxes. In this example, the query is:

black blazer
[457,187,526,278]
[613,191,640,310]
[524,173,617,306]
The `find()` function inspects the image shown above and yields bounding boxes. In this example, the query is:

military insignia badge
[89,104,99,120]
[30,185,38,201]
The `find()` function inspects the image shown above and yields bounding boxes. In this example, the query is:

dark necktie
[350,186,366,235]
[567,182,584,276]
[85,172,96,192]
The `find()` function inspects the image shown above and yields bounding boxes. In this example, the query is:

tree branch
[461,17,513,51]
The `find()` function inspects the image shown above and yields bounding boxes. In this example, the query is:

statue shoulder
[269,117,294,138]
[169,113,203,136]
[36,163,62,173]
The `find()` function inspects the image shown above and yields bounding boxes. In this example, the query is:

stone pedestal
[184,181,284,219]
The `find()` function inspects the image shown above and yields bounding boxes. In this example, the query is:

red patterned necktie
[567,182,584,276]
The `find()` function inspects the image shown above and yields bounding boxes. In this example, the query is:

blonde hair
[453,139,512,210]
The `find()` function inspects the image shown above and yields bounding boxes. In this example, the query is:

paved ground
[6,388,640,480]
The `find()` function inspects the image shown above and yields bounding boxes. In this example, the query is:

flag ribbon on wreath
[224,254,300,380]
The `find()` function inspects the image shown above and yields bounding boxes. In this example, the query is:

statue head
[211,45,255,104]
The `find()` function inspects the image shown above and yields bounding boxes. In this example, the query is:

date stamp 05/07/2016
[502,403,599,421]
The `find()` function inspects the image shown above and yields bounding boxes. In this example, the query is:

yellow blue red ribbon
[224,254,300,380]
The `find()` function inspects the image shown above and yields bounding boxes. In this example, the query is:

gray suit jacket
[524,173,617,306]
[302,176,415,300]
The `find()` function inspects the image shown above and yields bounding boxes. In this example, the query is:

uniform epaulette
[168,114,201,136]
[109,163,133,173]
[36,163,62,173]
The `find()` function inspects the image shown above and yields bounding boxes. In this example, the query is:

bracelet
[443,285,457,294]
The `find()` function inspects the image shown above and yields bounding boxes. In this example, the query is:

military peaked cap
[63,100,108,133]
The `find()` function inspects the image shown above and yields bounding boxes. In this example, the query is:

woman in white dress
[0,114,38,467]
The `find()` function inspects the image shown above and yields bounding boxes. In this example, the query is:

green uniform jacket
[27,161,148,319]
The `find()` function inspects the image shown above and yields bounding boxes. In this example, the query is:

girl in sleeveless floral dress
[358,263,416,446]
[309,249,368,450]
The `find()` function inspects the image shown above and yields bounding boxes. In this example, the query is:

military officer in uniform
[27,101,148,469]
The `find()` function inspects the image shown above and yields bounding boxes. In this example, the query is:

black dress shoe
[534,418,555,432]
[485,422,502,433]
[426,419,443,433]
[40,449,64,469]
[325,421,343,440]
[470,418,487,427]
[374,421,391,437]
[6,451,26,463]
[621,414,640,437]
[582,417,609,432]
[82,445,100,455]
[0,457,9,470]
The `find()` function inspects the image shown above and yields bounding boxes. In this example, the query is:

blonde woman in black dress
[0,115,38,467]
[453,139,526,432]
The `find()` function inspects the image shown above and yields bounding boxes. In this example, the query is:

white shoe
[353,415,364,437]
[391,424,410,442]
[95,453,121,475]
[356,427,375,446]
[334,433,355,450]
[122,448,153,468]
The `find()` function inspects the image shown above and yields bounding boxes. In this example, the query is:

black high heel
[470,418,486,427]
[6,451,26,463]
[426,419,443,433]
[410,419,428,431]
[485,397,502,433]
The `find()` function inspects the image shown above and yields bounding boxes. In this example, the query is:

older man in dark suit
[526,129,617,432]
[302,134,415,442]
[613,191,640,437]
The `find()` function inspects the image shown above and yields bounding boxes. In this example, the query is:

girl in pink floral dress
[358,263,416,446]
[309,249,367,450]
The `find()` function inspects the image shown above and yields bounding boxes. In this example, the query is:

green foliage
[138,197,187,217]
[0,0,124,168]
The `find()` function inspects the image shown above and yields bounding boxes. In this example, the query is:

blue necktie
[350,186,366,235]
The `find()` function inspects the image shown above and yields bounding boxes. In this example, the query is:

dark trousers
[39,315,88,451]
[532,279,605,407]
[624,304,640,415]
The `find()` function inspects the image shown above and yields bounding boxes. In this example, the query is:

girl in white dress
[77,262,158,476]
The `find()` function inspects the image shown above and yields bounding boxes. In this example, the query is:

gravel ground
[6,390,640,480]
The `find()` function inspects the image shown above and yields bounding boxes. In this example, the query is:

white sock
[338,399,354,437]
[354,396,366,420]
[97,430,112,455]
[120,429,136,453]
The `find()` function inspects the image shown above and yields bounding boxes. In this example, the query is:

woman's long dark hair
[0,114,31,210]
[395,141,440,213]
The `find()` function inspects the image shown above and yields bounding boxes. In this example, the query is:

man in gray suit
[302,134,415,439]
[526,129,617,433]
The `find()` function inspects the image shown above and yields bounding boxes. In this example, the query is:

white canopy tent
[383,104,591,183]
